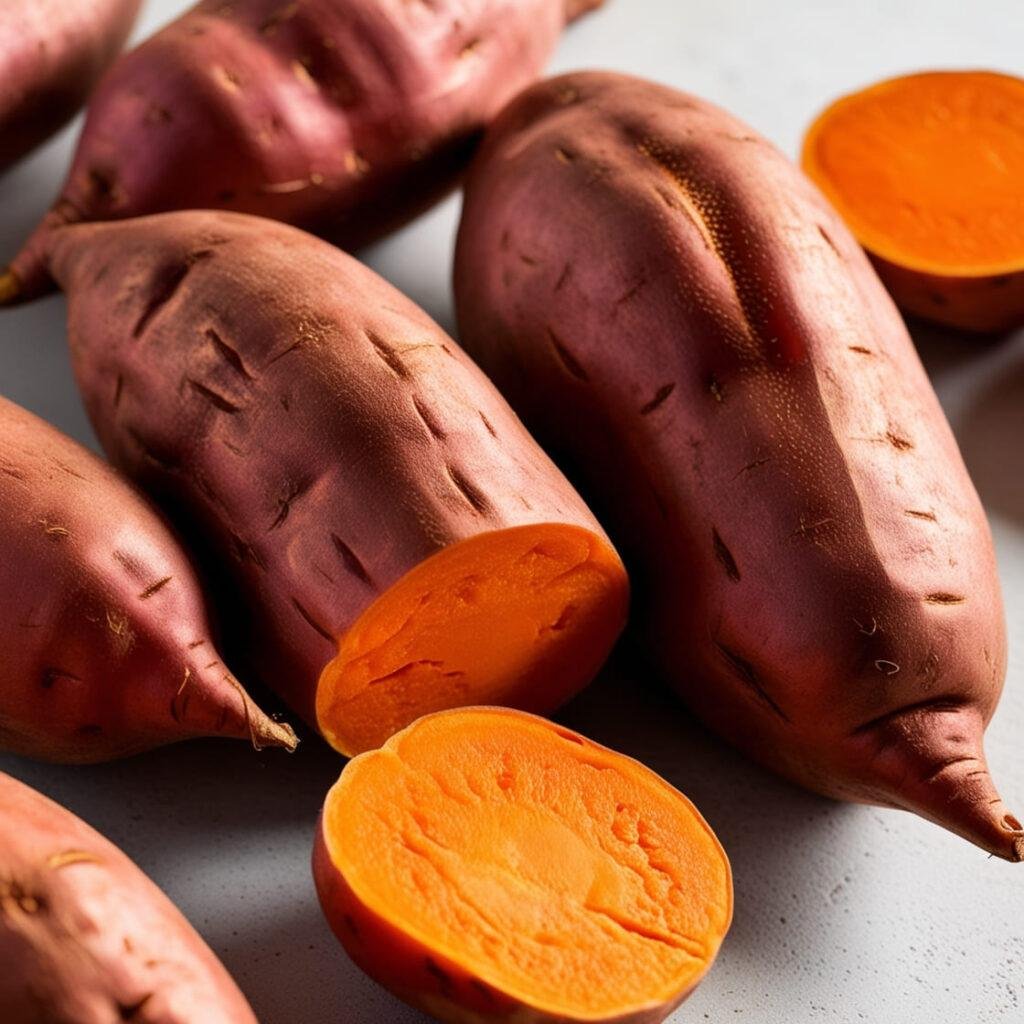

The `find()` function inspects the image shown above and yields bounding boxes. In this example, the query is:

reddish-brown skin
[454,71,1021,860]
[0,396,296,763]
[47,209,620,738]
[0,0,139,173]
[2,0,603,302]
[0,772,257,1023]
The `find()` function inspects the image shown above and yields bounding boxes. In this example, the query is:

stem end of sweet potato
[0,270,20,306]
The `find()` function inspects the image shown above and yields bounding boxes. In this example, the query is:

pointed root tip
[0,270,21,306]
[1012,834,1024,863]
[252,715,300,753]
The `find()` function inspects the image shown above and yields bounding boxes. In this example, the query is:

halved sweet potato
[314,707,732,1024]
[48,210,628,757]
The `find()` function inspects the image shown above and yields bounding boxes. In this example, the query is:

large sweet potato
[0,0,140,172]
[0,771,257,1023]
[2,0,603,302]
[0,395,296,762]
[454,71,1019,860]
[46,210,628,758]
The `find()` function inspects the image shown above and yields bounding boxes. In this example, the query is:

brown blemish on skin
[547,327,589,381]
[187,378,241,413]
[445,464,491,515]
[711,528,740,581]
[479,411,497,437]
[138,576,172,599]
[47,850,100,870]
[640,382,675,415]
[848,345,873,355]
[924,593,966,605]
[41,667,83,689]
[555,147,575,163]
[207,328,254,380]
[412,396,446,441]
[886,431,914,451]
[715,642,789,722]
[332,534,373,586]
[292,598,334,642]
[270,478,313,530]
[708,376,724,402]
[366,330,410,379]
[905,509,937,522]
[818,224,842,258]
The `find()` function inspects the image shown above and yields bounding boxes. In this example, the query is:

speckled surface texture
[0,1,1021,1021]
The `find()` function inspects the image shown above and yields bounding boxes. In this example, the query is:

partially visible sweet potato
[454,71,1019,860]
[0,0,140,172]
[0,771,257,1023]
[46,210,628,758]
[3,0,603,302]
[0,395,296,762]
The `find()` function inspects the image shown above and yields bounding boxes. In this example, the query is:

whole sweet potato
[0,772,257,1023]
[0,0,140,172]
[454,71,1019,860]
[0,395,296,762]
[2,0,603,302]
[46,210,629,758]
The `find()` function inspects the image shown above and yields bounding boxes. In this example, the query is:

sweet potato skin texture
[48,210,622,743]
[0,0,139,171]
[454,72,1020,859]
[0,772,256,1023]
[7,0,601,299]
[0,396,296,763]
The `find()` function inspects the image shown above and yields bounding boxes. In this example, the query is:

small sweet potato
[0,771,257,1023]
[454,71,1020,860]
[0,0,140,172]
[46,210,628,758]
[314,708,732,1024]
[2,0,603,302]
[0,395,296,762]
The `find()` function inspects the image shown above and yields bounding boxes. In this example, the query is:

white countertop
[1,2,1021,1021]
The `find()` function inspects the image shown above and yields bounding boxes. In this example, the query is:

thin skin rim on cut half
[801,69,1024,279]
[318,707,733,1022]
[315,524,630,758]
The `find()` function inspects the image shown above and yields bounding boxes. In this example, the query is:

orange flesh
[316,525,628,757]
[322,708,732,1019]
[802,71,1024,275]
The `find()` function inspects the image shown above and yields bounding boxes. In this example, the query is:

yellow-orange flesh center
[802,71,1024,274]
[316,525,629,757]
[322,709,732,1019]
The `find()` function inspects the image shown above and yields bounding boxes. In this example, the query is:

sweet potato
[1,0,604,303]
[46,209,628,757]
[0,395,296,762]
[0,0,140,173]
[0,771,257,1023]
[453,71,1020,860]
[314,707,732,1024]
[802,70,1024,334]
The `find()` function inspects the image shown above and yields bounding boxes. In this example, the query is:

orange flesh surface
[316,525,629,757]
[802,71,1024,275]
[322,708,732,1019]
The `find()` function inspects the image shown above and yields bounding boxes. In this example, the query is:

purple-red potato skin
[0,0,140,172]
[454,71,1020,860]
[0,772,257,1023]
[5,0,603,300]
[47,210,626,753]
[0,396,296,763]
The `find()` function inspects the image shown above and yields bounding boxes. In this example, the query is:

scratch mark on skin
[138,577,172,599]
[554,262,573,292]
[366,329,410,379]
[921,755,980,785]
[187,640,205,649]
[792,515,835,541]
[412,396,446,441]
[554,147,575,163]
[114,374,124,407]
[133,252,213,339]
[519,252,539,266]
[270,478,313,530]
[818,224,842,258]
[265,339,302,366]
[547,326,589,381]
[924,593,966,605]
[50,458,87,481]
[479,411,497,437]
[905,509,937,522]
[715,642,789,722]
[47,850,99,870]
[711,528,740,581]
[446,464,491,515]
[874,659,900,675]
[187,378,241,414]
[853,616,878,636]
[640,382,675,415]
[170,667,192,725]
[332,534,373,586]
[735,455,771,478]
[41,668,83,689]
[292,598,334,642]
[886,431,914,451]
[615,278,648,307]
[206,328,254,380]
[848,345,873,355]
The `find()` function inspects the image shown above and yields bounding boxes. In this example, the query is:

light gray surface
[0,1,1021,1022]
